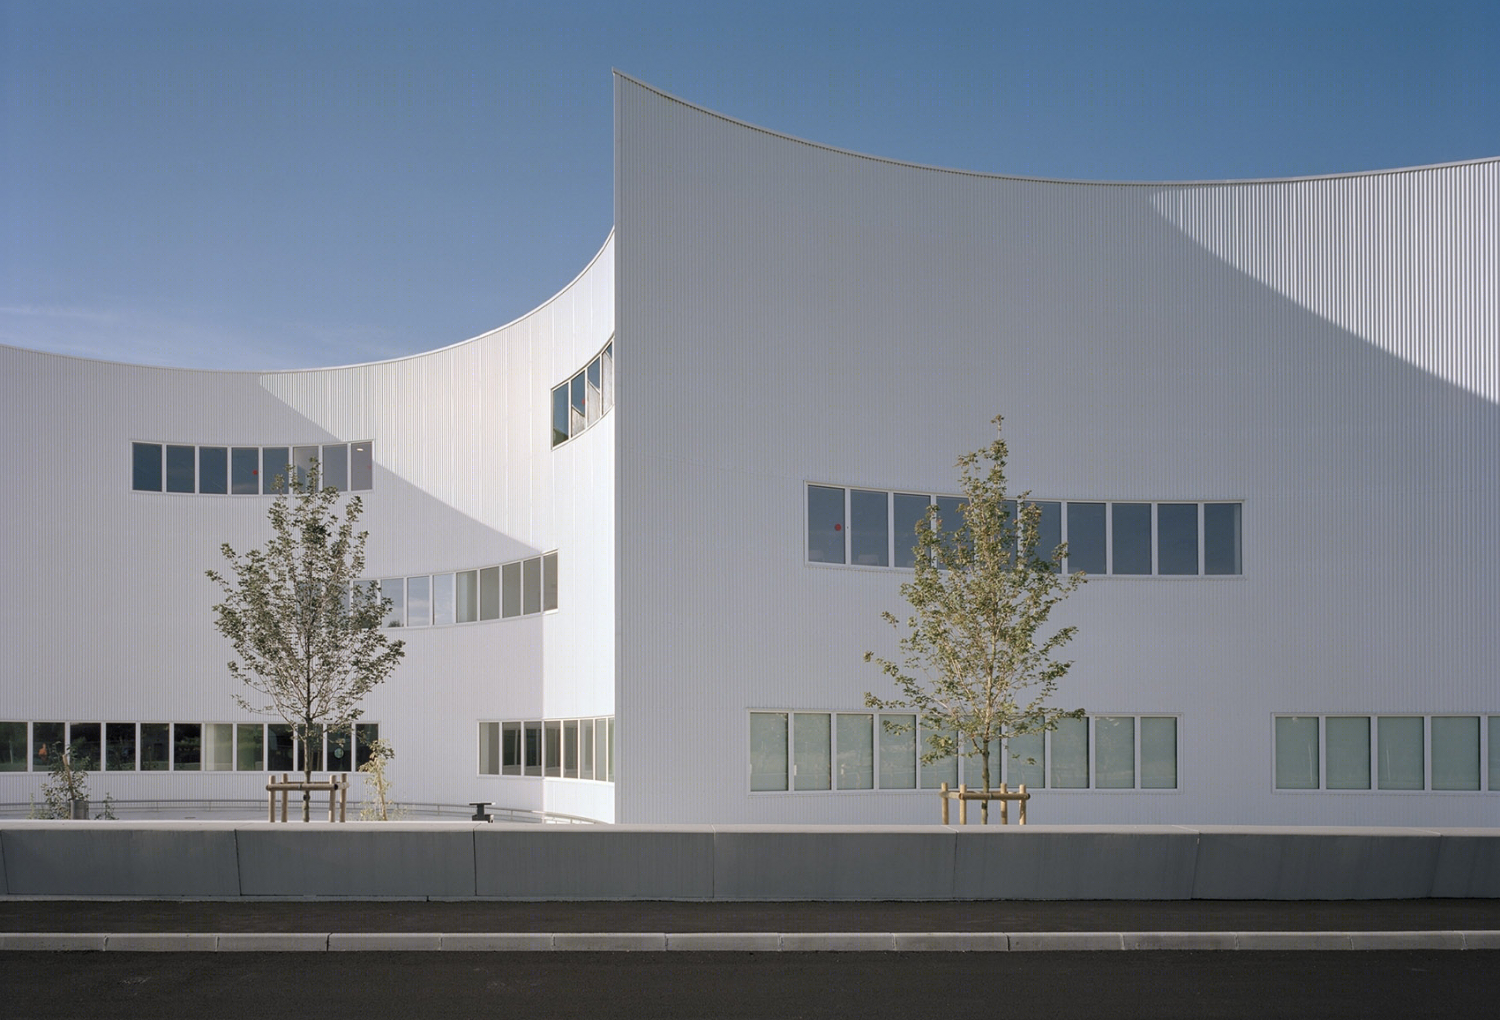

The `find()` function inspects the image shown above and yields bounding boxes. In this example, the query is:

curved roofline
[615,71,1500,188]
[0,230,615,375]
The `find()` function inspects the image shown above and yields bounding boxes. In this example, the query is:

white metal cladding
[0,237,616,819]
[614,74,1499,825]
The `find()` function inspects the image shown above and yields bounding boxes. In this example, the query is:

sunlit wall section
[614,73,1499,826]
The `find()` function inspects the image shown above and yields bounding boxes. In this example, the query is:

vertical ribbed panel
[615,74,1499,826]
[0,237,615,818]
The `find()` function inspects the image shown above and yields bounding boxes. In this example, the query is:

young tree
[207,464,404,821]
[865,415,1084,823]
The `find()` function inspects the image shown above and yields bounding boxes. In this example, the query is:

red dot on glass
[834,524,842,531]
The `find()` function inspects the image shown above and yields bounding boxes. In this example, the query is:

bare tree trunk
[980,749,991,825]
[301,725,313,823]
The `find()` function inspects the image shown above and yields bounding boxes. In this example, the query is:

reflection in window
[204,723,234,771]
[523,557,542,615]
[406,575,431,628]
[836,714,873,790]
[1111,503,1151,575]
[543,552,558,611]
[502,721,522,776]
[1204,503,1242,575]
[750,712,788,792]
[237,724,264,771]
[479,566,500,621]
[502,562,522,618]
[106,723,136,771]
[165,445,195,493]
[544,721,562,777]
[199,447,228,494]
[807,485,846,564]
[132,443,162,491]
[0,722,29,772]
[920,727,958,790]
[892,494,931,569]
[793,713,831,791]
[850,490,889,567]
[1051,717,1089,788]
[1066,503,1106,575]
[1156,504,1198,575]
[879,715,916,790]
[1031,501,1063,573]
[141,723,170,771]
[68,723,102,771]
[322,443,349,491]
[33,722,64,769]
[524,722,542,776]
[381,578,404,627]
[173,723,201,771]
[267,724,295,772]
[1007,731,1045,790]
[479,723,500,775]
[350,443,373,490]
[455,570,478,624]
[232,447,260,494]
[433,573,455,625]
[552,339,617,447]
[1095,716,1134,788]
[262,447,290,494]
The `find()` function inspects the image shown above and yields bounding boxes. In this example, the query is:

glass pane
[321,444,349,491]
[597,718,609,783]
[262,447,290,494]
[267,724,295,772]
[1431,716,1479,791]
[1327,716,1371,789]
[105,722,136,771]
[479,723,499,774]
[300,727,324,772]
[140,723,170,771]
[920,726,958,789]
[849,489,889,567]
[164,444,195,493]
[807,485,846,564]
[836,714,874,790]
[479,566,500,621]
[173,723,201,771]
[602,342,614,410]
[433,573,455,625]
[325,728,353,772]
[581,719,595,779]
[355,724,378,768]
[542,552,558,611]
[607,717,615,782]
[350,442,373,490]
[236,724,264,771]
[406,575,431,627]
[552,385,570,446]
[381,578,404,627]
[934,497,968,561]
[199,446,228,494]
[502,722,522,775]
[502,562,522,618]
[68,723,101,770]
[564,720,579,778]
[231,447,259,494]
[1095,716,1135,788]
[892,493,931,569]
[1051,717,1089,788]
[293,446,318,489]
[1204,503,1242,575]
[1378,716,1424,790]
[1112,503,1152,575]
[544,721,561,777]
[1491,717,1500,793]
[1007,730,1044,789]
[1157,503,1199,575]
[793,713,831,791]
[131,442,162,491]
[1030,501,1063,573]
[878,715,916,789]
[524,721,542,776]
[749,713,788,792]
[1131,716,1173,789]
[523,557,542,615]
[1066,503,1106,574]
[33,721,65,769]
[455,570,478,623]
[204,723,234,771]
[587,359,601,426]
[1275,717,1318,789]
[570,372,586,434]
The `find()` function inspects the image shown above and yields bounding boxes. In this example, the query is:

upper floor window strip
[807,484,1242,577]
[131,441,374,495]
[551,339,614,447]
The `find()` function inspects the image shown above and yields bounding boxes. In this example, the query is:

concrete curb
[3,930,1498,951]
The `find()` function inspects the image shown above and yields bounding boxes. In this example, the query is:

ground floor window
[479,717,613,781]
[1274,714,1497,792]
[0,721,377,773]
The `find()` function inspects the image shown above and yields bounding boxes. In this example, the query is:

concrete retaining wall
[0,822,1495,899]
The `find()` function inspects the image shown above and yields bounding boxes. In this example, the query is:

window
[231,447,260,494]
[523,557,542,615]
[68,723,102,771]
[564,720,579,778]
[1327,717,1371,789]
[325,728,354,772]
[807,485,846,563]
[406,576,431,627]
[793,713,831,791]
[204,724,234,771]
[1275,716,1319,790]
[322,443,349,491]
[172,723,201,771]
[199,447,228,494]
[267,724,295,772]
[836,714,873,790]
[1051,717,1089,789]
[33,722,64,769]
[1006,731,1044,790]
[920,728,958,790]
[524,722,542,776]
[355,724,379,768]
[544,721,562,777]
[237,724,264,771]
[1378,716,1423,790]
[808,485,1241,577]
[479,566,500,621]
[1275,714,1497,793]
[480,723,500,775]
[2,723,31,772]
[879,715,917,790]
[141,723,170,770]
[551,339,617,447]
[1432,717,1479,791]
[455,570,478,623]
[581,719,595,779]
[381,579,405,627]
[543,552,558,611]
[750,713,789,792]
[262,447,290,494]
[106,723,136,771]
[1095,716,1135,788]
[131,443,162,491]
[502,722,522,776]
[350,443,373,490]
[433,573,455,625]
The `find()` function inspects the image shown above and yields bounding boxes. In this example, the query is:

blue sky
[3,1,1496,370]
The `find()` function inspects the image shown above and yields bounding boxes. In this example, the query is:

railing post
[1018,783,1027,825]
[999,782,1009,826]
[339,775,347,823]
[940,781,950,824]
[958,783,968,825]
[281,774,289,823]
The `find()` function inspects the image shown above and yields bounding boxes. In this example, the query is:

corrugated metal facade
[614,74,1498,824]
[0,239,616,819]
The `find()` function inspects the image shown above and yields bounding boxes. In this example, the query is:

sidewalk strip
[1,930,1494,952]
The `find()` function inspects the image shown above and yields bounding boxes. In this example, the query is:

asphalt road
[4,949,1495,1019]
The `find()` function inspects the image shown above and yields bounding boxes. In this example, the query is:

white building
[2,74,1496,825]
